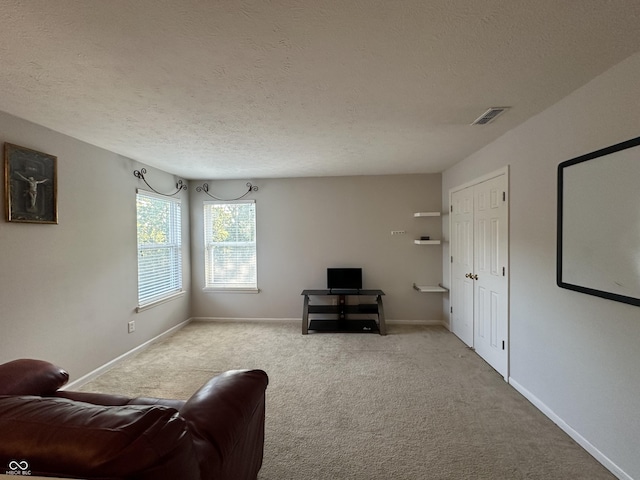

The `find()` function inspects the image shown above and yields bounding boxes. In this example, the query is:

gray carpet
[80,320,613,479]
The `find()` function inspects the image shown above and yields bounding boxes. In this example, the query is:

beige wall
[442,52,640,479]
[0,112,191,382]
[190,174,443,322]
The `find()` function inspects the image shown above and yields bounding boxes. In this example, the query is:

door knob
[465,273,471,278]
[472,274,479,280]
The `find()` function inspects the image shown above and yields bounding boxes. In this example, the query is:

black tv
[327,268,362,290]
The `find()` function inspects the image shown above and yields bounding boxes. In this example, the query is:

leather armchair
[0,359,268,480]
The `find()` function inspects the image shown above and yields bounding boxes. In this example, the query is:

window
[136,191,183,307]
[204,200,257,291]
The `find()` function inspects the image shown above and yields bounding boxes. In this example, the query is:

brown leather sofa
[0,359,268,480]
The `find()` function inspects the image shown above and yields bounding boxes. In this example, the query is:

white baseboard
[193,317,445,326]
[192,317,300,323]
[509,377,631,480]
[63,319,193,391]
[387,319,445,326]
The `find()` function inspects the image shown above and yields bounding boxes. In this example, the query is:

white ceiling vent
[471,107,510,125]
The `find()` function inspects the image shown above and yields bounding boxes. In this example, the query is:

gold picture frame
[4,143,58,224]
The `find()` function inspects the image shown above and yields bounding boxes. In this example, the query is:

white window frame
[136,190,184,310]
[203,200,258,293]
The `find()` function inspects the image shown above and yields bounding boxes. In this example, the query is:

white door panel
[451,187,474,347]
[473,174,508,378]
[450,172,509,379]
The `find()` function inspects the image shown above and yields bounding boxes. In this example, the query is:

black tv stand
[301,289,386,335]
[328,288,362,294]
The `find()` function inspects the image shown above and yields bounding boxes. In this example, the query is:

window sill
[203,287,261,294]
[136,290,186,312]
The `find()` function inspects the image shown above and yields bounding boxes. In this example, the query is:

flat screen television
[327,268,362,290]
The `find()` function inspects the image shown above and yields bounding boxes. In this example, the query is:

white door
[450,187,474,347]
[449,171,509,379]
[472,175,508,378]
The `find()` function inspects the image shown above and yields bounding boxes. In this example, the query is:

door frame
[448,166,510,381]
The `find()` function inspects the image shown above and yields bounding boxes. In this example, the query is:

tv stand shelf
[301,289,386,335]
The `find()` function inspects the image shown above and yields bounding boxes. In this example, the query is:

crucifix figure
[16,171,48,211]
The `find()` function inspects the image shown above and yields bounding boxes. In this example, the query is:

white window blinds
[204,201,257,290]
[136,191,182,306]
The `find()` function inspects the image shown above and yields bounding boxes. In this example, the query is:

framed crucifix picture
[4,143,58,224]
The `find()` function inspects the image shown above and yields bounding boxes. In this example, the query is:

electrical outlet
[391,230,406,235]
[128,321,135,333]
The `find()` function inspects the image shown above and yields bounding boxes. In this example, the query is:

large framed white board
[557,136,640,307]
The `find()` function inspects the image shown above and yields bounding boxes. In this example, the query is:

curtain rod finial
[133,169,186,196]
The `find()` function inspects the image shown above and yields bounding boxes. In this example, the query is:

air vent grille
[472,107,509,125]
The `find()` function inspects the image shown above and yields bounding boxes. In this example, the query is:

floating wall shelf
[413,283,448,293]
[413,210,444,294]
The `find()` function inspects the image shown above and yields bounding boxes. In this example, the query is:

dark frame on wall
[4,143,58,224]
[557,135,640,307]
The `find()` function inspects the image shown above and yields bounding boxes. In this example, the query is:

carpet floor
[80,320,614,480]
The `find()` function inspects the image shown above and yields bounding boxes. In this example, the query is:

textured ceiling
[1,1,640,180]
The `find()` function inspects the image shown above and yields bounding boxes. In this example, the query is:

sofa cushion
[0,359,69,395]
[0,396,201,479]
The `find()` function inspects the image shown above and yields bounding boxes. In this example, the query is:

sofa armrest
[0,359,68,395]
[0,396,201,480]
[179,369,268,480]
